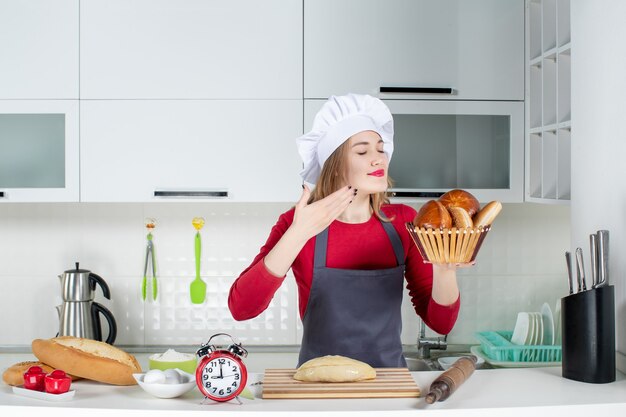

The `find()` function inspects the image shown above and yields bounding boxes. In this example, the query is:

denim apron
[297,220,407,368]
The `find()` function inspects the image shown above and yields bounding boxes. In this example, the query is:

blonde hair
[308,139,394,223]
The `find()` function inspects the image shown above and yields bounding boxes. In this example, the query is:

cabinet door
[304,0,524,101]
[80,0,302,99]
[305,99,524,203]
[0,101,79,202]
[80,100,303,202]
[0,0,79,99]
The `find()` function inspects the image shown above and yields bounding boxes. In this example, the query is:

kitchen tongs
[142,218,157,301]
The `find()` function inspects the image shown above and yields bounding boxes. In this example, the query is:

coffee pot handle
[89,273,111,300]
[91,302,117,345]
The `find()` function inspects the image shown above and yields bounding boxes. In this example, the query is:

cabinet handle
[154,190,229,198]
[390,191,445,198]
[0,191,4,198]
[380,87,454,94]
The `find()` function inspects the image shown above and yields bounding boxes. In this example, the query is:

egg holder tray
[475,331,562,363]
[405,223,491,264]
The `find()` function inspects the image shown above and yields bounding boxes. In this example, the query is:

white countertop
[2,353,626,416]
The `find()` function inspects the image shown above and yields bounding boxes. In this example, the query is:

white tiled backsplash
[0,202,570,347]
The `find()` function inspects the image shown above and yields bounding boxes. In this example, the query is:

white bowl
[437,355,485,370]
[133,369,197,399]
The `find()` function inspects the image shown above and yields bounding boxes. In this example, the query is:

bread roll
[2,361,81,386]
[439,189,481,217]
[448,206,473,228]
[413,200,452,229]
[293,355,376,382]
[473,201,503,227]
[32,337,141,386]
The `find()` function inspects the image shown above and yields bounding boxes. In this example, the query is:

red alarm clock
[195,333,248,402]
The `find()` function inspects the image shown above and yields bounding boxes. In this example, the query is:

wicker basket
[405,223,491,264]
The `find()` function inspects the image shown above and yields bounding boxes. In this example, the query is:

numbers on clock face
[201,357,241,398]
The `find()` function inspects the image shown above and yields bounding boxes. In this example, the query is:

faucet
[417,318,447,359]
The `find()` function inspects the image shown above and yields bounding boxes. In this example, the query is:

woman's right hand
[291,185,355,241]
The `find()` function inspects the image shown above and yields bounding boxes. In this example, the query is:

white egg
[143,369,166,384]
[163,369,182,384]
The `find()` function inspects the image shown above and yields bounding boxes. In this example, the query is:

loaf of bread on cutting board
[293,355,376,382]
[2,361,81,386]
[31,336,141,385]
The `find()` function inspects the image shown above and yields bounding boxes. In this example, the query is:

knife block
[561,285,615,383]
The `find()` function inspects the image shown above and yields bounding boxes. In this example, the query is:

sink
[404,350,493,371]
[405,357,441,371]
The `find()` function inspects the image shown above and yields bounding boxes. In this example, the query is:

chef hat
[296,93,394,185]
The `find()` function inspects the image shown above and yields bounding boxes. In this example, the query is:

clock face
[198,355,246,400]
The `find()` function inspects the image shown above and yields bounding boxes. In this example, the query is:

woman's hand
[262,185,354,277]
[290,185,355,242]
[432,262,475,271]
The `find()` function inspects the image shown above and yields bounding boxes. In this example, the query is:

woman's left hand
[432,262,475,271]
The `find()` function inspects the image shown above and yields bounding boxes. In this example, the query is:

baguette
[473,201,503,227]
[31,337,141,386]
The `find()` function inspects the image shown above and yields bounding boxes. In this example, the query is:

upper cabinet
[0,100,80,202]
[80,0,302,99]
[304,0,524,101]
[80,100,302,202]
[526,0,571,203]
[0,0,79,99]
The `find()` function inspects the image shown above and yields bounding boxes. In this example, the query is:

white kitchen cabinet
[304,99,524,203]
[0,0,79,99]
[525,0,571,203]
[80,100,303,202]
[304,0,524,101]
[80,0,302,99]
[0,100,80,202]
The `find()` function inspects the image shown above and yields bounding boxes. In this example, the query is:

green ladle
[190,217,206,304]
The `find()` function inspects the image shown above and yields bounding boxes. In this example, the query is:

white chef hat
[296,93,394,185]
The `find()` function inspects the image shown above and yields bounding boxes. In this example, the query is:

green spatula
[190,217,206,304]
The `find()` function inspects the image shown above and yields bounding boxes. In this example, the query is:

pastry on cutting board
[293,355,376,382]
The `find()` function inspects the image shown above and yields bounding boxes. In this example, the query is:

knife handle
[575,247,586,292]
[597,230,609,287]
[589,234,598,288]
[565,251,574,294]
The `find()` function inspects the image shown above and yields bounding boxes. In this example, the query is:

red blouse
[228,204,460,335]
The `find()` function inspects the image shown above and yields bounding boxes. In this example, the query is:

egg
[143,369,166,384]
[163,369,182,384]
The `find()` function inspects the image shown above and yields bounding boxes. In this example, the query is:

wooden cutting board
[262,368,421,399]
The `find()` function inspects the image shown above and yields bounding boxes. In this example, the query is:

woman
[228,94,463,368]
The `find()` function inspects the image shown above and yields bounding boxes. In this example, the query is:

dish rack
[405,223,491,264]
[475,331,562,363]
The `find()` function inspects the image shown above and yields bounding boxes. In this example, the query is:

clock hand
[219,363,223,379]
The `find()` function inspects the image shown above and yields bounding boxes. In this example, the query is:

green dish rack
[475,331,562,363]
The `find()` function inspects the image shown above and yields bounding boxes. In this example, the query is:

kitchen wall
[571,0,626,372]
[0,201,569,348]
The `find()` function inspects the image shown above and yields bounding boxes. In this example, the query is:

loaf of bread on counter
[31,336,141,386]
[293,355,376,383]
[2,361,82,386]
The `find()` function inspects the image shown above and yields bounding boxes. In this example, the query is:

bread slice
[293,355,376,382]
[2,361,82,386]
[32,337,141,386]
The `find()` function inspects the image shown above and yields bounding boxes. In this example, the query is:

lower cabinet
[80,100,303,202]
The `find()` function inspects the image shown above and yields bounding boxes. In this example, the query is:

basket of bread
[406,189,502,264]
